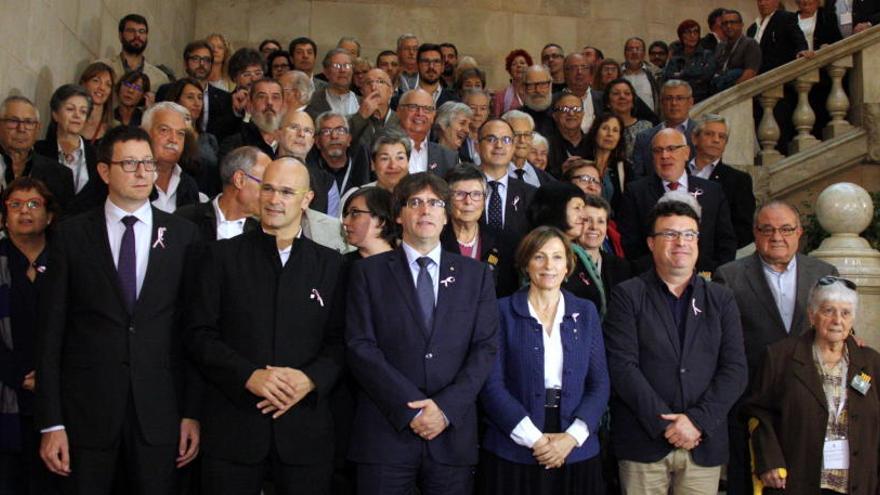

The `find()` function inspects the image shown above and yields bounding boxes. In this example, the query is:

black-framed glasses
[110,158,158,172]
[479,135,514,145]
[242,171,262,184]
[318,126,349,137]
[817,275,857,291]
[187,55,213,65]
[398,103,436,114]
[451,190,487,202]
[404,197,445,209]
[651,229,699,242]
[755,225,799,237]
[343,207,373,219]
[1,118,39,130]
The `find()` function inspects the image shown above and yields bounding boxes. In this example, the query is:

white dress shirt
[152,164,183,213]
[401,241,441,304]
[408,138,430,174]
[624,70,655,112]
[57,138,89,193]
[753,12,776,43]
[212,194,246,240]
[662,172,689,193]
[325,90,359,116]
[799,14,818,50]
[484,172,510,227]
[510,297,590,448]
[688,158,719,180]
[508,162,541,188]
[580,88,597,134]
[761,255,798,332]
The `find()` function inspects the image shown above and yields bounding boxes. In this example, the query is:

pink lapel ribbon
[152,227,167,249]
[310,288,324,307]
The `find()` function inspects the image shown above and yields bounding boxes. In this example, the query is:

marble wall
[194,0,762,88]
[1,0,196,127]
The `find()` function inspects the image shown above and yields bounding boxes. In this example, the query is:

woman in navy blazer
[478,226,610,495]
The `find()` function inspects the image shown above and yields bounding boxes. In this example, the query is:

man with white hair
[349,68,401,150]
[278,70,315,113]
[501,109,554,187]
[519,65,556,137]
[220,78,286,161]
[142,101,202,212]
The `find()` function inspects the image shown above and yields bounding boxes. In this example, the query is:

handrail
[693,24,880,116]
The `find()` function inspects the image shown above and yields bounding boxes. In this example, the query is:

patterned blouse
[813,345,850,493]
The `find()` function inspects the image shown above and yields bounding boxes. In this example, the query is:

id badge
[823,439,850,470]
[852,372,872,395]
[841,12,853,25]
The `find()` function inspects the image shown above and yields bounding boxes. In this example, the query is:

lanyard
[813,344,849,427]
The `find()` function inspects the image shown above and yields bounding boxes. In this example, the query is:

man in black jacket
[747,0,809,74]
[220,78,286,162]
[186,157,344,494]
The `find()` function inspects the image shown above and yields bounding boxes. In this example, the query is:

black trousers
[726,407,753,495]
[63,396,177,495]
[355,443,474,495]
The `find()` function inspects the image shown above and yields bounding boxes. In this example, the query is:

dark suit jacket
[425,141,459,177]
[174,199,259,242]
[36,206,201,448]
[219,122,277,163]
[147,169,202,212]
[617,175,738,273]
[480,288,609,464]
[1,148,74,214]
[563,251,632,314]
[482,175,536,242]
[828,0,880,24]
[33,139,107,215]
[810,7,844,48]
[705,162,756,248]
[440,224,519,298]
[747,10,809,73]
[631,120,698,179]
[712,253,838,386]
[743,331,880,495]
[603,270,747,466]
[345,247,498,465]
[185,230,344,464]
[348,110,402,150]
[157,83,242,140]
[521,106,555,138]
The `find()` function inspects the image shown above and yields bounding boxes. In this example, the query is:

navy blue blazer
[480,288,609,465]
[345,247,499,466]
[603,270,747,466]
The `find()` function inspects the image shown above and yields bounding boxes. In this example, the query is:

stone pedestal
[810,182,880,348]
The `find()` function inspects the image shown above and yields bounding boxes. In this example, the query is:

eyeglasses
[343,207,373,219]
[513,131,534,141]
[451,190,487,202]
[239,69,264,80]
[651,229,700,242]
[817,275,857,290]
[572,175,601,185]
[755,225,799,237]
[651,144,688,154]
[329,63,353,71]
[553,105,583,114]
[404,197,445,209]
[5,198,44,210]
[399,103,436,113]
[242,171,262,184]
[259,183,309,199]
[364,78,390,86]
[122,81,144,92]
[318,126,349,137]
[110,158,158,172]
[524,81,552,91]
[479,135,514,145]
[187,55,213,65]
[285,123,315,136]
[1,118,39,130]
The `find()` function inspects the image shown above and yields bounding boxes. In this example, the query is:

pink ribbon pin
[310,288,324,307]
[440,276,455,288]
[513,196,520,211]
[579,272,590,285]
[691,188,703,199]
[692,298,702,316]
[152,227,166,249]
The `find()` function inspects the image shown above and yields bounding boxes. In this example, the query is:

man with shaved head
[617,128,737,273]
[186,156,344,494]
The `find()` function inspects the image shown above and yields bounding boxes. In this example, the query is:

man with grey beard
[520,65,555,137]
[220,78,286,161]
[305,111,371,217]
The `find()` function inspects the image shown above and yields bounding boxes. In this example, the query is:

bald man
[186,157,345,494]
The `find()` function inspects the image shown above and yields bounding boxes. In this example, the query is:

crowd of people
[2,0,880,494]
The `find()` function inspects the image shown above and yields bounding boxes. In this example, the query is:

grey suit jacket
[348,110,402,150]
[302,208,353,254]
[713,252,837,384]
[426,142,459,178]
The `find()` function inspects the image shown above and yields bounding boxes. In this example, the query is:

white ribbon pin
[572,312,580,323]
[692,298,702,316]
[513,196,521,211]
[691,188,704,200]
[310,288,324,307]
[152,227,167,249]
[440,276,455,288]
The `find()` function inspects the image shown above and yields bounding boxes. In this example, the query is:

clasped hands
[247,365,315,419]
[660,413,701,450]
[532,433,578,469]
[407,399,448,441]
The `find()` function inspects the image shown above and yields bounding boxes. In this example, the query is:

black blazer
[36,207,201,448]
[603,270,747,466]
[617,175,737,273]
[561,251,632,316]
[147,169,202,212]
[174,199,260,242]
[707,162,756,248]
[305,143,372,213]
[426,142,459,178]
[156,84,241,140]
[219,122,277,163]
[185,230,344,464]
[810,7,844,48]
[440,224,519,298]
[34,139,107,215]
[747,10,809,73]
[1,147,74,214]
[482,176,536,242]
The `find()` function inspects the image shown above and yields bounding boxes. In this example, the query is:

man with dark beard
[393,44,457,110]
[97,13,169,90]
[520,65,555,137]
[439,43,459,88]
[220,78,286,161]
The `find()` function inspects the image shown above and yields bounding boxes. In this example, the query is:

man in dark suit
[713,199,837,495]
[398,89,458,177]
[688,114,756,248]
[186,157,344,494]
[502,110,556,188]
[618,128,737,273]
[220,78,286,162]
[0,96,74,212]
[34,135,107,216]
[477,119,536,241]
[520,65,556,138]
[631,80,698,179]
[346,172,498,495]
[558,53,604,135]
[604,199,747,494]
[176,145,267,241]
[156,40,241,140]
[36,126,201,494]
[747,0,809,73]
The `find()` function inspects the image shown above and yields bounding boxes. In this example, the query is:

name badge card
[823,439,850,470]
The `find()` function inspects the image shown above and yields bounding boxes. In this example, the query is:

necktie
[667,182,680,191]
[488,181,503,231]
[513,168,526,181]
[118,216,138,313]
[416,257,435,330]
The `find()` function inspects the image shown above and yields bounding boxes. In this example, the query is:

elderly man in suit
[349,68,401,151]
[617,127,737,274]
[631,80,697,179]
[604,196,747,494]
[398,89,458,177]
[346,172,498,495]
[687,114,756,248]
[37,126,201,494]
[713,199,837,495]
[305,49,360,119]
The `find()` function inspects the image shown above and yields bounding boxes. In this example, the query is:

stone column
[810,182,880,348]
